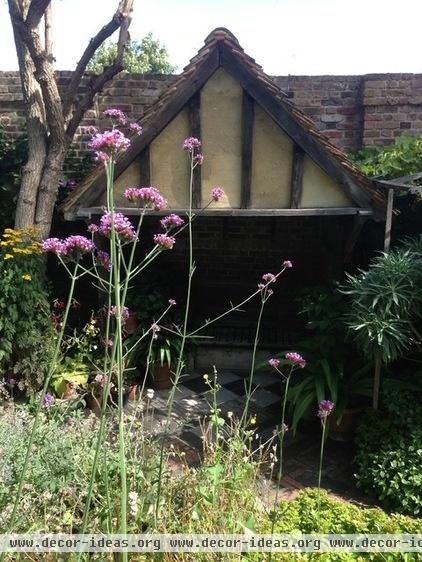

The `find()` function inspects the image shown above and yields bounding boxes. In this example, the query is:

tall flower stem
[317,419,327,528]
[4,263,79,540]
[154,154,196,519]
[269,370,292,561]
[242,298,266,426]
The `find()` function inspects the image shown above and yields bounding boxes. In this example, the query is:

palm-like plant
[343,240,422,408]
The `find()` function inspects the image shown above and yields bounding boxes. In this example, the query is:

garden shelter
[63,28,386,367]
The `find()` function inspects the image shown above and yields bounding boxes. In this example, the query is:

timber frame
[62,28,386,220]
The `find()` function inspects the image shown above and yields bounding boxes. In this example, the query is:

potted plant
[288,358,372,440]
[126,324,185,390]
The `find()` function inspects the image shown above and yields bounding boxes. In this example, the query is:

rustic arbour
[63,29,387,363]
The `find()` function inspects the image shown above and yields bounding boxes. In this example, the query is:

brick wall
[2,71,422,160]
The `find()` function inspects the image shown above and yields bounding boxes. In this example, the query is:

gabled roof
[63,27,385,217]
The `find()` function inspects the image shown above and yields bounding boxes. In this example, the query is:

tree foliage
[350,134,422,179]
[88,33,175,74]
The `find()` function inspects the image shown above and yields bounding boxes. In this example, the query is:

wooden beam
[139,146,150,186]
[70,206,374,220]
[219,44,376,212]
[290,145,304,208]
[241,90,254,208]
[384,188,394,252]
[188,92,202,208]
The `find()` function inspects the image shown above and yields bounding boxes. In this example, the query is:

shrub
[354,379,422,516]
[0,227,54,394]
[258,488,421,561]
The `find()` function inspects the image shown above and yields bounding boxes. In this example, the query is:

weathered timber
[188,92,202,208]
[241,90,254,208]
[290,145,304,208]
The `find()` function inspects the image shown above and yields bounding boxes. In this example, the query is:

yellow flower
[3,254,13,260]
[250,416,257,425]
[203,374,209,381]
[21,273,32,281]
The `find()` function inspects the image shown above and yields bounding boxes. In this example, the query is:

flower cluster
[124,186,167,211]
[268,358,280,369]
[285,352,306,369]
[262,273,276,283]
[182,137,201,152]
[94,373,109,387]
[318,399,335,420]
[99,212,137,242]
[96,250,111,271]
[103,108,127,124]
[283,260,293,269]
[89,129,131,162]
[0,227,41,258]
[160,214,184,230]
[109,305,130,325]
[153,233,176,250]
[211,186,225,202]
[41,236,94,258]
[58,178,77,190]
[43,393,54,408]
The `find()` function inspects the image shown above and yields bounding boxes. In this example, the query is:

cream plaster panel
[301,156,353,207]
[201,69,242,208]
[150,108,190,207]
[251,105,293,208]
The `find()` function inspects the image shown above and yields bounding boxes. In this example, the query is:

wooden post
[383,188,394,252]
[188,92,201,208]
[290,145,304,208]
[373,356,382,410]
[241,90,254,209]
[139,146,150,186]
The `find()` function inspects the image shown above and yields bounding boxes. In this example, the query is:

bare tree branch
[63,0,134,122]
[44,2,53,62]
[26,0,51,28]
[65,0,134,139]
[11,10,64,145]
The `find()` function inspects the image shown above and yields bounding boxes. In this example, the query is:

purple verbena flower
[268,358,280,369]
[153,233,175,250]
[99,212,137,242]
[96,250,111,271]
[160,214,184,230]
[285,352,306,369]
[283,260,293,269]
[182,137,201,151]
[129,122,143,135]
[262,273,276,283]
[8,378,16,386]
[43,393,54,408]
[211,186,225,202]
[88,129,130,159]
[41,238,66,256]
[168,299,176,306]
[124,186,167,211]
[193,153,204,165]
[109,305,130,325]
[87,223,99,233]
[94,373,108,387]
[103,108,127,125]
[62,235,95,257]
[318,399,335,420]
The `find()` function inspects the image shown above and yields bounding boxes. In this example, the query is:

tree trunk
[10,2,47,228]
[34,143,66,237]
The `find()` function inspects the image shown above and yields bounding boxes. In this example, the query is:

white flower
[146,389,154,400]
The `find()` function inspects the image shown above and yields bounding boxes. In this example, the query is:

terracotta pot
[124,313,138,335]
[329,407,362,442]
[126,384,139,402]
[153,364,173,389]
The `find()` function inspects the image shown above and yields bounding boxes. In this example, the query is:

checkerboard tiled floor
[132,371,370,504]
